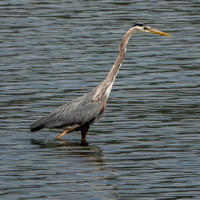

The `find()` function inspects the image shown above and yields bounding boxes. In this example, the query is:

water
[1,0,200,199]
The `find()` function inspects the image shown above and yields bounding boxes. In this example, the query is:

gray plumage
[30,88,104,132]
[30,24,170,144]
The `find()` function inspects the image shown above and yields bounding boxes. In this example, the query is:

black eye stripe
[132,23,145,27]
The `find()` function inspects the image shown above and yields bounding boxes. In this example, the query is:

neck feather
[105,28,137,83]
[94,27,137,100]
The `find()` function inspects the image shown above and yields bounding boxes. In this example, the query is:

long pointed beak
[148,28,171,36]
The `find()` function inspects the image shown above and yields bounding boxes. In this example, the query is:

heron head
[132,23,171,36]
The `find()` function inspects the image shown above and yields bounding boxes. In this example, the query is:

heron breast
[105,82,114,98]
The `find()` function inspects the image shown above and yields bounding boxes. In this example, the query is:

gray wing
[45,99,104,129]
[30,92,104,131]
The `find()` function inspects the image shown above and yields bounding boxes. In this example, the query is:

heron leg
[56,128,74,140]
[81,126,89,145]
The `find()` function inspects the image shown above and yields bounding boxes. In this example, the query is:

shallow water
[1,0,200,199]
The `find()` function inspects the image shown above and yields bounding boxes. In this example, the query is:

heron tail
[30,117,46,132]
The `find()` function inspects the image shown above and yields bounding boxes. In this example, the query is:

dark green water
[1,0,200,199]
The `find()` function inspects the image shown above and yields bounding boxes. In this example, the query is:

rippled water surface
[1,0,200,199]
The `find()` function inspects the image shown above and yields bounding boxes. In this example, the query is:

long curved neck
[105,28,134,83]
[94,27,137,101]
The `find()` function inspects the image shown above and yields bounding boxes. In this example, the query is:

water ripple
[1,0,200,199]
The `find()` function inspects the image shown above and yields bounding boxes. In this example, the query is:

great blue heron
[30,23,170,145]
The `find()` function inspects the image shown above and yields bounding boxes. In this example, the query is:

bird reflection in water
[30,138,104,161]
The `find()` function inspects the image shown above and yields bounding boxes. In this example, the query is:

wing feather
[44,99,104,129]
[30,88,105,131]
